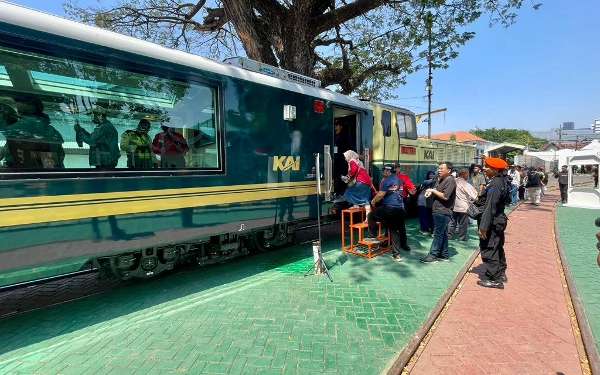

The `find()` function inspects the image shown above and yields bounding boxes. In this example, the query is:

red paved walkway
[404,191,590,374]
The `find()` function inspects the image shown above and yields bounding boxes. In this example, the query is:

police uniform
[477,157,509,289]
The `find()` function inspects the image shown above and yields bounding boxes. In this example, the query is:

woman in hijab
[342,150,373,218]
[417,170,436,235]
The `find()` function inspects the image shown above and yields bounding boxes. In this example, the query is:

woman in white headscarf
[342,150,373,217]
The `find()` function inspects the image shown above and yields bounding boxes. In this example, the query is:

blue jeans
[428,213,451,258]
[511,184,518,204]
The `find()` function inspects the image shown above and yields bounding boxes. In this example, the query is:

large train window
[396,112,417,140]
[0,45,220,171]
[382,110,392,137]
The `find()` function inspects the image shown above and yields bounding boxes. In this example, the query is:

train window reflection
[0,46,220,171]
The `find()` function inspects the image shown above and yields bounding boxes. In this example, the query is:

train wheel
[251,231,272,252]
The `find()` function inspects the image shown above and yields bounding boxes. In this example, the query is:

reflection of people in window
[74,106,120,169]
[1,96,64,168]
[120,119,157,169]
[0,103,18,167]
[152,125,188,168]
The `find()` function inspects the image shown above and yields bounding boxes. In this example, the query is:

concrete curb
[554,201,600,374]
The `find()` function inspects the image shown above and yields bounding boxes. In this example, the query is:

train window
[0,45,220,171]
[396,113,418,140]
[382,110,392,137]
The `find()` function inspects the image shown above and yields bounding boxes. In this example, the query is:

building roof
[539,141,591,151]
[485,142,526,155]
[429,131,486,142]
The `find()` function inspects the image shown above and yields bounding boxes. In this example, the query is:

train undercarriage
[93,223,297,281]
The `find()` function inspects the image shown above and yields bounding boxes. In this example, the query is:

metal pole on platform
[304,153,333,281]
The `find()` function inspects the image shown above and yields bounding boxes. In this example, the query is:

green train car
[0,3,375,286]
[0,3,475,287]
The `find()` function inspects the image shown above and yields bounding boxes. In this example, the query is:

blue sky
[11,0,600,136]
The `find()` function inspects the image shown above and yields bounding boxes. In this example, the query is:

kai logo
[423,150,435,160]
[273,156,301,171]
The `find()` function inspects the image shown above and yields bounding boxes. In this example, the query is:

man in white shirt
[447,168,478,241]
[508,165,520,205]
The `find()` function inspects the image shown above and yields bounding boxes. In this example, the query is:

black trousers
[518,186,525,200]
[479,214,507,279]
[559,183,568,203]
[368,205,406,255]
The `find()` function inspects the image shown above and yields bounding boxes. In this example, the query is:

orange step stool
[340,207,390,258]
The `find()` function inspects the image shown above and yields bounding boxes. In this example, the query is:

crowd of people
[0,96,189,170]
[335,131,549,289]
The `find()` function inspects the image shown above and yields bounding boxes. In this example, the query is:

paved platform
[0,187,598,374]
[401,190,600,374]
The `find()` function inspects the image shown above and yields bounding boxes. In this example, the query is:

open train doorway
[333,108,361,198]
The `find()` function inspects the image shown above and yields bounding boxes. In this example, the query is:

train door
[332,108,364,198]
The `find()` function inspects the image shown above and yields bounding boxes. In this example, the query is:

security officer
[476,157,509,289]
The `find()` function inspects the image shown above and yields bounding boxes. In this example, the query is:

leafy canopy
[64,0,541,100]
[471,128,546,149]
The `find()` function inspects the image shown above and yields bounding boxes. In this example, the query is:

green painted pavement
[0,209,515,375]
[555,205,600,354]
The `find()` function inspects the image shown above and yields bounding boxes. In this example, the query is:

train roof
[365,101,416,115]
[0,1,369,112]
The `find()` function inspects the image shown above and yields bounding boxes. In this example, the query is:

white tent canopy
[567,154,600,209]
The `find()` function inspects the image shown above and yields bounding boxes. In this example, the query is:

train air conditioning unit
[223,56,321,88]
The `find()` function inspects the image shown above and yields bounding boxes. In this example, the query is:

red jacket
[397,173,416,197]
[347,160,372,185]
[152,129,189,157]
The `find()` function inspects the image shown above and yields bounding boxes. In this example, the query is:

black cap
[382,164,395,171]
[13,95,44,113]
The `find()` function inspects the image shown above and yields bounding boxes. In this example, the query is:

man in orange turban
[476,157,509,289]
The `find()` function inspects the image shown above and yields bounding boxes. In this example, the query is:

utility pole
[425,12,433,139]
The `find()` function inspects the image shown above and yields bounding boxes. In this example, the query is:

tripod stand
[304,152,333,282]
[304,240,333,282]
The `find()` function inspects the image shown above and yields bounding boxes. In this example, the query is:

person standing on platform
[476,157,510,289]
[447,168,478,242]
[420,161,456,263]
[525,166,542,205]
[366,164,409,261]
[417,170,436,235]
[508,165,520,205]
[516,165,526,201]
[393,164,417,198]
[471,164,486,194]
[554,165,569,203]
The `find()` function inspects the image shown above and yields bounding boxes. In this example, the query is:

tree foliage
[64,0,541,100]
[470,128,546,149]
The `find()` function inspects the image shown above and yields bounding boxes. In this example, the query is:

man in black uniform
[333,119,356,196]
[476,157,509,289]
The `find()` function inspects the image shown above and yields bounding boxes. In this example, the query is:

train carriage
[0,3,476,288]
[0,2,373,286]
[366,101,476,184]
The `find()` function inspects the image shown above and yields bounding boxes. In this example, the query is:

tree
[470,128,546,149]
[64,0,541,100]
